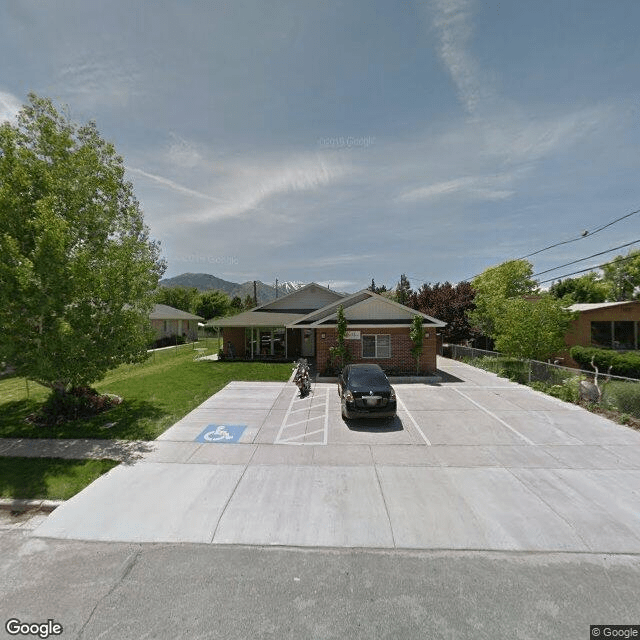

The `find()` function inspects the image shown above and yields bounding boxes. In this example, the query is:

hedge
[569,346,640,379]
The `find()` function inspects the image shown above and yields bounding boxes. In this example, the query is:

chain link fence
[447,344,640,418]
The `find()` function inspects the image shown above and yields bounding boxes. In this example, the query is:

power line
[455,206,640,282]
[516,207,640,260]
[531,238,640,278]
[537,252,640,285]
[399,207,640,287]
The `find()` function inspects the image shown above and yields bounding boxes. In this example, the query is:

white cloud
[308,253,378,268]
[53,57,142,109]
[429,0,492,115]
[126,166,229,204]
[183,153,351,222]
[399,174,515,203]
[166,134,203,169]
[0,91,22,123]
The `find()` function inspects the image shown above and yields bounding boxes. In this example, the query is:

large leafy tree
[154,285,199,312]
[549,273,609,303]
[194,290,230,320]
[468,259,537,339]
[601,249,640,301]
[0,94,165,395]
[408,281,476,343]
[493,295,575,361]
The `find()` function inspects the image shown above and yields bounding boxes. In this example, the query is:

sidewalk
[0,438,155,463]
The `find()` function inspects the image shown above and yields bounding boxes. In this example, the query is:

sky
[1,0,639,293]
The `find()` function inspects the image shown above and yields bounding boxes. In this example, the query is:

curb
[0,498,62,513]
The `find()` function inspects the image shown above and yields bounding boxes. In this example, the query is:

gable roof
[289,290,446,328]
[252,282,345,312]
[150,304,204,321]
[207,282,346,327]
[207,287,447,329]
[569,301,640,312]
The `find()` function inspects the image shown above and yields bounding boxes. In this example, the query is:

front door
[301,329,315,357]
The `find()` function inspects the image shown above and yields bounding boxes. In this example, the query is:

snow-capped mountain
[276,281,306,296]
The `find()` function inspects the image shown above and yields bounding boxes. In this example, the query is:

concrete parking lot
[34,358,640,552]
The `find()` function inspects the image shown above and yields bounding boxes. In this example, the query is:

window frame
[362,333,391,359]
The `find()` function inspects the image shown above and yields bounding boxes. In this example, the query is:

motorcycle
[293,358,311,397]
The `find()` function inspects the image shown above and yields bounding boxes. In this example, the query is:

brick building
[560,300,640,367]
[210,283,445,374]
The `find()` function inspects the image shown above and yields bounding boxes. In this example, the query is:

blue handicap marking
[195,424,246,444]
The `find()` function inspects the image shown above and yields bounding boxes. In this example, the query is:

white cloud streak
[126,166,228,203]
[184,153,351,222]
[400,174,515,202]
[429,0,491,115]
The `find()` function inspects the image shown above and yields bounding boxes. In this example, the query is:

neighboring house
[150,304,203,342]
[561,300,640,366]
[208,282,446,374]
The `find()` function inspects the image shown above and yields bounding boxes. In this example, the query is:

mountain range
[158,273,305,304]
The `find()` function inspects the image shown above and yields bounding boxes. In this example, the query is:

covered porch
[216,325,315,360]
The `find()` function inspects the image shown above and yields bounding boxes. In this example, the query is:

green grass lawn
[0,457,120,500]
[0,340,292,440]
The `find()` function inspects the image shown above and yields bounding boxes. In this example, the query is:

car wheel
[341,398,347,420]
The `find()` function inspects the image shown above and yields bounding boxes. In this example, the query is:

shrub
[497,358,529,384]
[601,381,640,418]
[570,346,640,379]
[30,386,122,426]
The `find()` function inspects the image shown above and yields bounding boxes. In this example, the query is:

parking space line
[283,415,324,428]
[275,387,330,446]
[452,388,536,446]
[274,389,299,444]
[395,394,431,446]
[278,428,326,444]
[323,387,329,445]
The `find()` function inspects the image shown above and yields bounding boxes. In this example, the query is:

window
[591,321,612,348]
[591,321,638,350]
[614,321,635,350]
[362,334,391,358]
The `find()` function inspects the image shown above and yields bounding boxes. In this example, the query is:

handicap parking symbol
[195,424,246,444]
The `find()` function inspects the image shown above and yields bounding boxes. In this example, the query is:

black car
[338,364,397,420]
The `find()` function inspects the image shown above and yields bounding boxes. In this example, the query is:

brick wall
[316,327,437,374]
[560,303,640,367]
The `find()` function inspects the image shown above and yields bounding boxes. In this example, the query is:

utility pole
[253,280,257,306]
[275,278,278,299]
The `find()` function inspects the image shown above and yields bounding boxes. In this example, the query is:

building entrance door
[301,329,315,357]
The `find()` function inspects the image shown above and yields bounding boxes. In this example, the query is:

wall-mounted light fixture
[321,332,326,339]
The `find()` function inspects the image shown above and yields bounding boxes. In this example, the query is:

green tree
[409,314,425,374]
[0,94,165,395]
[409,281,476,343]
[329,305,350,370]
[395,274,412,305]
[601,249,640,301]
[194,290,230,320]
[468,260,537,339]
[493,295,575,361]
[230,295,243,311]
[154,285,199,312]
[549,273,609,303]
[242,294,255,310]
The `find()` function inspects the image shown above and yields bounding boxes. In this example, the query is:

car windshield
[349,367,388,387]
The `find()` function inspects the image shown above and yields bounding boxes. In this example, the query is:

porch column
[285,328,288,359]
[251,326,254,359]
